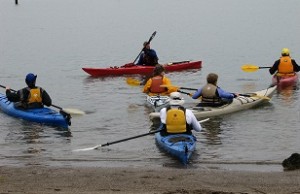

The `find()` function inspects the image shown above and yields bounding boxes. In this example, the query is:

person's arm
[142,79,152,93]
[217,87,235,99]
[191,88,202,99]
[186,109,202,132]
[136,53,144,65]
[269,60,279,75]
[41,88,52,106]
[292,59,300,72]
[162,77,175,93]
[5,88,21,102]
[159,108,167,124]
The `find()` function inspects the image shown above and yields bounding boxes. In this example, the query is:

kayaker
[5,73,52,109]
[136,41,159,66]
[159,92,202,136]
[143,64,175,96]
[191,73,238,107]
[269,48,300,75]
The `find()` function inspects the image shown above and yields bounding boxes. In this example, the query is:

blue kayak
[0,93,71,129]
[155,132,197,164]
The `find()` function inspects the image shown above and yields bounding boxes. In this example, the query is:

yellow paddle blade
[126,77,141,86]
[241,64,259,72]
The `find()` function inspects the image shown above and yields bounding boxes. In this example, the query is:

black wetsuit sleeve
[41,89,52,107]
[6,90,21,102]
[269,60,280,75]
[292,59,300,72]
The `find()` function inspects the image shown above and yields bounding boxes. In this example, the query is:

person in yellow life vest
[159,92,202,136]
[6,73,52,109]
[269,48,300,75]
[143,64,176,96]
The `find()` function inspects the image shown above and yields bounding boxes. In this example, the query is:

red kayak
[272,73,299,88]
[82,60,202,77]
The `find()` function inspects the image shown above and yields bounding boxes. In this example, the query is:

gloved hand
[233,93,239,98]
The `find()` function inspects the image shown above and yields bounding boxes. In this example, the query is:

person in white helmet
[159,92,202,136]
[269,48,300,75]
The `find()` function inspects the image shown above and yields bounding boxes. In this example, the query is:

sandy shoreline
[0,166,300,194]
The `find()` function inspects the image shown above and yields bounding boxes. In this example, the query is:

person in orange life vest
[136,41,159,66]
[6,73,52,109]
[269,48,300,75]
[143,64,176,96]
[191,73,239,107]
[159,92,202,136]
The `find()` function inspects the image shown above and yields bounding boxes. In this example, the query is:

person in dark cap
[136,41,159,66]
[6,73,52,109]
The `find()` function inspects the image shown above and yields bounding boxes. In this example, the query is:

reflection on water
[200,117,223,146]
[276,84,299,105]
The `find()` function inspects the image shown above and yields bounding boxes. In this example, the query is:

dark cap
[25,73,37,84]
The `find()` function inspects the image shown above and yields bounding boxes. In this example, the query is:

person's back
[6,73,52,109]
[143,64,174,96]
[137,41,158,66]
[160,92,202,136]
[269,48,300,75]
[191,73,237,107]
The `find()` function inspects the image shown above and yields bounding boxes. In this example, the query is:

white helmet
[169,92,184,106]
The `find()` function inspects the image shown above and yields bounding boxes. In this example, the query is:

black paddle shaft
[133,31,157,64]
[100,129,162,147]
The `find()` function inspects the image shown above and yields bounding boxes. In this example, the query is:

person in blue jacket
[136,41,158,66]
[191,73,238,107]
[6,73,52,109]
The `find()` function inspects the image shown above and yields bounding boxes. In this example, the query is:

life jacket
[201,83,222,103]
[278,56,294,74]
[150,76,166,93]
[26,87,43,108]
[166,106,187,133]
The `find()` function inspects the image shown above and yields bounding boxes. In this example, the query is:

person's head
[206,73,218,85]
[153,64,165,76]
[25,73,37,87]
[143,41,150,49]
[169,92,185,106]
[281,48,290,56]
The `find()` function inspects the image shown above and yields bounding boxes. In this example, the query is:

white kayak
[146,95,170,112]
[149,85,277,121]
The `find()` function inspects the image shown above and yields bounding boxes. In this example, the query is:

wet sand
[0,166,300,194]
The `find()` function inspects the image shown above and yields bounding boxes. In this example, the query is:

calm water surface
[0,0,300,172]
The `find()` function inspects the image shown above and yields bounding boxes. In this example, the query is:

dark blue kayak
[155,132,197,164]
[0,93,70,129]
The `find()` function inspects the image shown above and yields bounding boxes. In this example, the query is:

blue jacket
[192,86,235,100]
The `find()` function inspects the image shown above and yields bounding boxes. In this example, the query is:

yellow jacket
[143,76,175,96]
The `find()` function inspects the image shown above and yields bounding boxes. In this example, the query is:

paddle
[126,77,142,86]
[0,84,85,116]
[160,84,197,91]
[73,118,210,152]
[241,64,272,72]
[160,84,270,100]
[133,31,157,64]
